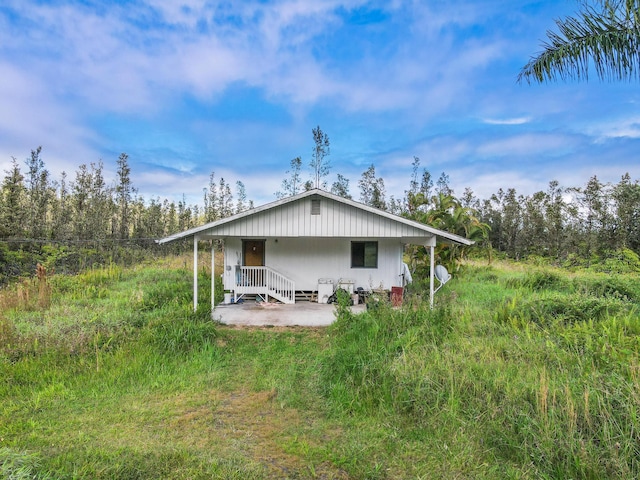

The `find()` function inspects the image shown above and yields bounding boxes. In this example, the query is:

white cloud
[476,133,578,158]
[482,117,532,125]
[588,116,640,140]
[0,61,101,177]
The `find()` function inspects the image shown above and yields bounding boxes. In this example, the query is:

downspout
[193,235,198,312]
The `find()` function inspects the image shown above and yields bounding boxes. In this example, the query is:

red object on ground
[391,286,403,307]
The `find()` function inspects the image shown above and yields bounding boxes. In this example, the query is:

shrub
[496,292,632,329]
[572,276,640,304]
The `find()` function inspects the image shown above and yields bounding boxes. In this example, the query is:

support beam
[193,235,198,312]
[211,240,215,314]
[429,244,435,309]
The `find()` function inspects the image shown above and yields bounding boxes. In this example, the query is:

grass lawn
[1,255,639,478]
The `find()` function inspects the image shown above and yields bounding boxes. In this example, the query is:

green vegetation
[1,257,639,478]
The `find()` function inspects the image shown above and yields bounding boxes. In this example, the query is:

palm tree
[519,0,640,83]
[405,192,490,272]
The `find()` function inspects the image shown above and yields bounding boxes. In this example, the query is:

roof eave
[156,189,474,246]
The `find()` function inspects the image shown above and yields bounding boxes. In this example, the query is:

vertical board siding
[205,196,431,238]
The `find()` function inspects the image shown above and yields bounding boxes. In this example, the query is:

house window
[351,241,378,268]
[311,199,321,215]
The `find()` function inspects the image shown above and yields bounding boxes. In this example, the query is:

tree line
[276,129,640,267]
[2,136,639,272]
[0,147,252,243]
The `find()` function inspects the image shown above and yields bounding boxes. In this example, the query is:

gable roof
[157,189,473,246]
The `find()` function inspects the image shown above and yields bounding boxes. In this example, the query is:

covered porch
[190,234,440,313]
[157,190,474,321]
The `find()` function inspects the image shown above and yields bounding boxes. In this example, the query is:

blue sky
[1,0,639,206]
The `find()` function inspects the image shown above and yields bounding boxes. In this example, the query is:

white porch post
[211,240,215,313]
[193,235,198,312]
[428,236,436,309]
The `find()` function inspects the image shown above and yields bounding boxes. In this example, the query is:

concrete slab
[212,301,366,326]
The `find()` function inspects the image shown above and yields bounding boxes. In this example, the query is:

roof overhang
[157,189,473,247]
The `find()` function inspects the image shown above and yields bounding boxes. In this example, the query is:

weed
[0,447,52,480]
[141,306,218,355]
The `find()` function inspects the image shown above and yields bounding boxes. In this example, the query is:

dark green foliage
[496,291,633,328]
[0,243,43,285]
[572,274,640,302]
[521,270,567,291]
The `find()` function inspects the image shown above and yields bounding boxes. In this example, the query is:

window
[351,241,378,268]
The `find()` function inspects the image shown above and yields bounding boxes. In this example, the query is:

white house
[158,189,472,311]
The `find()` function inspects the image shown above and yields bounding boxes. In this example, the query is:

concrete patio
[212,301,367,326]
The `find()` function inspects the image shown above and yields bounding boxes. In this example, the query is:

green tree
[358,164,386,210]
[71,163,92,240]
[435,172,452,196]
[520,0,640,83]
[203,172,218,222]
[236,180,249,213]
[406,191,489,271]
[310,126,330,189]
[612,173,640,251]
[571,175,614,261]
[519,190,548,257]
[544,180,569,260]
[276,157,303,199]
[165,200,178,235]
[0,158,26,238]
[115,153,135,239]
[51,171,73,240]
[500,188,523,258]
[71,161,112,240]
[405,156,433,215]
[331,174,351,199]
[217,177,233,219]
[25,146,53,239]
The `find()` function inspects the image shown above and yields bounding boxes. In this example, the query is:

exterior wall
[205,195,431,239]
[222,237,404,292]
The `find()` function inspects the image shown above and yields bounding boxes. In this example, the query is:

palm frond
[519,1,640,83]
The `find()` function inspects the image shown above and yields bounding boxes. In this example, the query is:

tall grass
[2,256,639,478]
[321,261,640,478]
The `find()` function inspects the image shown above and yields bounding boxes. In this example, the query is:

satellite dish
[434,265,450,284]
[434,265,451,293]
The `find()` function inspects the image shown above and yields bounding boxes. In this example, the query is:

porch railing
[234,266,295,304]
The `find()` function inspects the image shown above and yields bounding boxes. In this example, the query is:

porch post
[211,240,215,313]
[193,235,198,312]
[428,236,436,309]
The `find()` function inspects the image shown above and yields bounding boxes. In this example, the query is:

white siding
[223,237,404,292]
[205,196,429,239]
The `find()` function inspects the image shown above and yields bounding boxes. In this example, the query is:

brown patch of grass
[58,388,348,479]
[0,264,52,313]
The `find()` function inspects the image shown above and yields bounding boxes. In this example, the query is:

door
[243,240,265,266]
[243,240,265,287]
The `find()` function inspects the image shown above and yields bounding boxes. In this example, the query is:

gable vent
[311,199,321,215]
